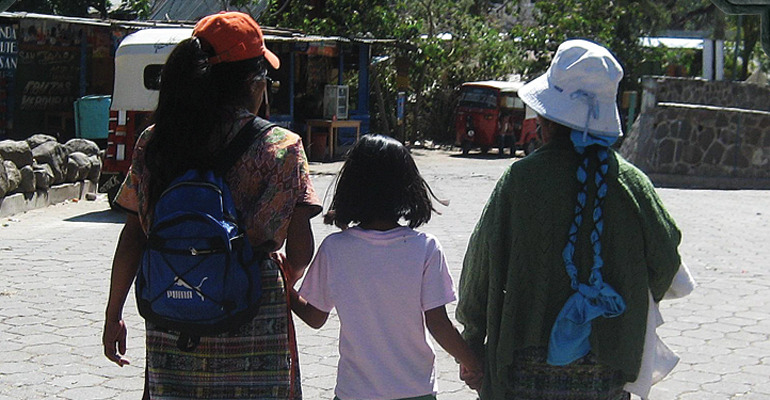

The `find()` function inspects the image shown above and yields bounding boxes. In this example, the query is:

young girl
[290,134,483,400]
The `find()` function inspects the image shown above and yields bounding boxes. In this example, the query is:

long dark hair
[324,134,445,229]
[143,37,266,208]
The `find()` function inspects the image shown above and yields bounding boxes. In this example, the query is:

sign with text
[0,24,17,76]
[12,19,83,139]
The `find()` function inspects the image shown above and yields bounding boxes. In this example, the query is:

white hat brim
[518,73,622,137]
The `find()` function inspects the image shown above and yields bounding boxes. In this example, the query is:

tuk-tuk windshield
[500,93,525,110]
[459,86,498,109]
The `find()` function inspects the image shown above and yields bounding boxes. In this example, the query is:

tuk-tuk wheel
[461,141,471,156]
[480,146,489,155]
[107,186,120,210]
[524,139,539,156]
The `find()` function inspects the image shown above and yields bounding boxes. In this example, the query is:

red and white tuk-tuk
[454,80,540,156]
[99,28,193,206]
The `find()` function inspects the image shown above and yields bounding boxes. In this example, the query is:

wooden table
[305,119,361,160]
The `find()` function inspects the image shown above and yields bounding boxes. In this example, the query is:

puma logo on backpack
[135,117,275,351]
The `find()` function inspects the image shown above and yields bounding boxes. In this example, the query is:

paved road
[1,148,769,399]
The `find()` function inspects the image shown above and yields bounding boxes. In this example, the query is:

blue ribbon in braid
[547,93,626,366]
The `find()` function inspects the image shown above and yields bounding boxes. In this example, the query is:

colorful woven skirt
[504,347,629,400]
[145,259,302,399]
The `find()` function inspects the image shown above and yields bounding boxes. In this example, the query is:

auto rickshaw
[99,28,193,207]
[454,80,540,156]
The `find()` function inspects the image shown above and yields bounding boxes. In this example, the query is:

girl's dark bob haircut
[324,134,444,229]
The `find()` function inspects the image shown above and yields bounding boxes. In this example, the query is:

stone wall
[621,76,770,189]
[643,76,770,112]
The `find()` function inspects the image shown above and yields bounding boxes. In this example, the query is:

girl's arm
[284,205,317,287]
[425,305,484,382]
[289,287,329,329]
[103,213,146,366]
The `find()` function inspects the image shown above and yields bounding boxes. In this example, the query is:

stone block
[723,146,750,169]
[3,160,20,194]
[745,128,762,146]
[87,155,101,182]
[683,146,704,164]
[704,142,725,165]
[0,140,33,168]
[718,128,738,145]
[0,156,7,197]
[33,163,53,190]
[63,139,100,157]
[674,119,692,140]
[698,127,716,151]
[25,134,57,150]
[743,114,759,128]
[655,123,670,140]
[31,141,68,184]
[716,114,729,128]
[18,165,35,193]
[658,138,676,164]
[65,152,91,183]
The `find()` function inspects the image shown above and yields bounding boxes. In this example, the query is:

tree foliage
[264,0,523,142]
[8,0,110,18]
[511,0,674,96]
[111,0,770,141]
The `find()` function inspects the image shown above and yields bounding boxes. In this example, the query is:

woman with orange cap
[102,12,320,399]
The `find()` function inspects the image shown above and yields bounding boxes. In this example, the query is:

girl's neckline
[357,221,402,231]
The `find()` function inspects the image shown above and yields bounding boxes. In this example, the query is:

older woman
[102,12,321,399]
[457,39,690,400]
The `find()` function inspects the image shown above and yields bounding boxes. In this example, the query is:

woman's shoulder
[613,150,656,190]
[263,125,302,148]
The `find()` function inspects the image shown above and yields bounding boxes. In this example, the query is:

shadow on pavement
[449,152,521,160]
[65,209,126,224]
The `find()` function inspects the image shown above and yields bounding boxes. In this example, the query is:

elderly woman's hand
[460,362,484,391]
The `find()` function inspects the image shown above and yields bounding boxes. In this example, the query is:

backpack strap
[214,116,277,175]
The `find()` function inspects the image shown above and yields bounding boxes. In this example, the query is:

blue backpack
[135,117,275,351]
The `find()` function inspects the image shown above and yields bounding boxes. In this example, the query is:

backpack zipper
[189,246,219,256]
[159,181,222,200]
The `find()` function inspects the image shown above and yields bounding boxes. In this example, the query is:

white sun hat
[518,39,624,138]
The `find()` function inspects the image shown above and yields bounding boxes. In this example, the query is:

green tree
[510,0,673,95]
[261,0,522,143]
[8,0,111,18]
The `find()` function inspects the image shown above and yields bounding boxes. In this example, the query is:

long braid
[561,146,610,287]
[548,144,624,366]
[561,150,591,291]
[588,148,610,287]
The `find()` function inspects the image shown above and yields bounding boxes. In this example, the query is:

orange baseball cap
[193,11,280,69]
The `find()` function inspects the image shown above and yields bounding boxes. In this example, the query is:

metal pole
[703,39,714,81]
[716,40,725,81]
[733,15,742,81]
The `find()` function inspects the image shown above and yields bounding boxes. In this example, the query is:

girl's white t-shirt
[299,226,457,400]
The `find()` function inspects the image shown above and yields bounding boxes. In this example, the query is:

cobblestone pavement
[1,148,769,400]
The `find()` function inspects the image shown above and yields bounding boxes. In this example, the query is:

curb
[0,181,98,218]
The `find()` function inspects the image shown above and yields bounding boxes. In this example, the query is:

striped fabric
[145,258,302,399]
[505,347,629,400]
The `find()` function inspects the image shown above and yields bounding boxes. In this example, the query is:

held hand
[460,363,484,391]
[272,252,301,287]
[103,319,130,367]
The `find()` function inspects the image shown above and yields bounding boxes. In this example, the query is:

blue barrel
[74,95,111,140]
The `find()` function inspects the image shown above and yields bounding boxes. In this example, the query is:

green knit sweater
[457,134,681,398]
